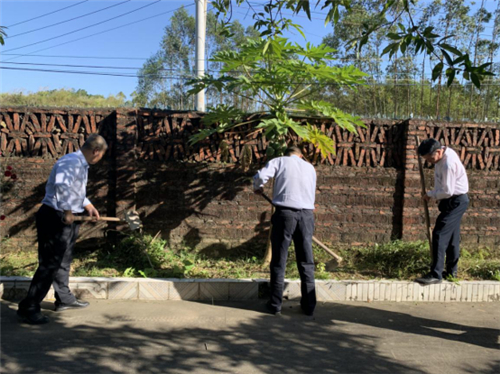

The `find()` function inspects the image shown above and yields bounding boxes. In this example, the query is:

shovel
[415,135,433,259]
[74,210,142,231]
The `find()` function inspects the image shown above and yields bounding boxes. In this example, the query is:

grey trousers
[269,207,316,314]
[18,205,80,313]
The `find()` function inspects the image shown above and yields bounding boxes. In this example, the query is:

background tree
[132,7,258,110]
[208,0,499,121]
[0,88,130,108]
[188,0,367,159]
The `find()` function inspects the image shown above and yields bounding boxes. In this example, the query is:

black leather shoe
[55,299,89,312]
[300,304,314,317]
[415,274,442,285]
[266,301,281,316]
[17,309,49,325]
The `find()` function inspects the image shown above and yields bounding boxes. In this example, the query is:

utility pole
[195,0,206,112]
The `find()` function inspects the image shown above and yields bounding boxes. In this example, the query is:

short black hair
[284,146,302,156]
[418,138,441,156]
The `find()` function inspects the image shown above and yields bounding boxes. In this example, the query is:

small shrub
[356,241,430,279]
[466,260,500,281]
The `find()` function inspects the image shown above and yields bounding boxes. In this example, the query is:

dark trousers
[269,207,316,314]
[430,194,469,279]
[18,205,80,313]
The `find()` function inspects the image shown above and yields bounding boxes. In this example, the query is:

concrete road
[1,300,499,374]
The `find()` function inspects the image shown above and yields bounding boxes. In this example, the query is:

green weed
[1,236,499,282]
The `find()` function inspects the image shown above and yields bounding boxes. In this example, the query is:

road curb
[1,277,499,302]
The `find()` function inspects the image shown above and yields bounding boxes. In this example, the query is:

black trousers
[269,207,316,314]
[18,205,80,313]
[430,194,469,279]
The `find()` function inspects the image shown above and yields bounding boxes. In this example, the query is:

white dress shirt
[253,155,316,210]
[427,147,469,200]
[42,150,91,213]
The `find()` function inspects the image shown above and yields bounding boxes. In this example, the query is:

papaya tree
[188,3,367,158]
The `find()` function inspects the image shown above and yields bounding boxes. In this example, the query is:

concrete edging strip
[1,277,498,302]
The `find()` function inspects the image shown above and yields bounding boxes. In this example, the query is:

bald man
[17,134,108,324]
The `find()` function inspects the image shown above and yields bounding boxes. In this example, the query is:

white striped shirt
[42,150,91,213]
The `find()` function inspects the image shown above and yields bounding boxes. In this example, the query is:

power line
[8,1,131,39]
[2,0,162,53]
[1,61,485,79]
[0,61,178,71]
[2,4,195,63]
[0,61,142,70]
[2,53,496,66]
[2,66,499,87]
[1,53,148,61]
[6,1,89,28]
[0,66,185,79]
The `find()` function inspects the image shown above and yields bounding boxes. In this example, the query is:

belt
[42,204,84,216]
[275,205,308,212]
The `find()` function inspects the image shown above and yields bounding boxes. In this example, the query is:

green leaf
[441,49,453,66]
[432,62,443,81]
[470,73,481,88]
[439,43,462,56]
[387,32,402,40]
[446,69,456,87]
[287,120,309,139]
[302,123,335,158]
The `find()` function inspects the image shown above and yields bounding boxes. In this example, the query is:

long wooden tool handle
[260,193,343,264]
[415,135,433,258]
[311,235,343,263]
[73,216,122,222]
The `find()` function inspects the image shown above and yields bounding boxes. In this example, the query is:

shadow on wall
[134,162,270,258]
[1,300,498,373]
[6,160,114,248]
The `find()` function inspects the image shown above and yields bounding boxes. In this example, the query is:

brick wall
[1,107,498,252]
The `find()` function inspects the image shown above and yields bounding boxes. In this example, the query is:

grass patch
[1,234,499,281]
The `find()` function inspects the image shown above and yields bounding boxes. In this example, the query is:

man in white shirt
[17,134,107,324]
[416,138,469,285]
[253,146,317,316]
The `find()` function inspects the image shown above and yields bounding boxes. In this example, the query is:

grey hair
[81,134,107,151]
[284,146,302,156]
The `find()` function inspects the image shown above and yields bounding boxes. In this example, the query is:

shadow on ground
[1,300,498,374]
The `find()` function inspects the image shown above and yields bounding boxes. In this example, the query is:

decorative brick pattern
[0,109,115,158]
[0,107,498,250]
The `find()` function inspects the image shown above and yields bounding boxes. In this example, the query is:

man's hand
[254,187,264,195]
[84,203,100,221]
[421,193,431,203]
[62,210,75,225]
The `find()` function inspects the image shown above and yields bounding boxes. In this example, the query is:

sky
[0,0,331,99]
[0,0,498,100]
